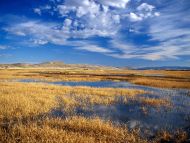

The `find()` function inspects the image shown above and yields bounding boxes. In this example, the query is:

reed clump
[139,97,171,107]
[0,116,148,143]
[0,81,146,120]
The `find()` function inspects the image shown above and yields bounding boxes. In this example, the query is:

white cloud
[57,5,76,17]
[34,5,52,16]
[6,21,68,45]
[6,15,190,61]
[137,3,155,12]
[59,0,100,18]
[34,39,48,45]
[107,36,190,61]
[128,12,142,22]
[57,1,123,37]
[75,1,100,18]
[96,0,130,8]
[154,12,160,17]
[54,0,133,37]
[64,18,72,27]
[34,8,42,15]
[31,0,160,39]
[102,5,109,13]
[127,3,159,22]
[76,45,113,53]
[10,1,190,61]
[14,31,26,36]
[112,15,120,24]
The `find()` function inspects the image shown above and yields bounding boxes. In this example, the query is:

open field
[0,67,190,142]
[0,68,190,89]
[0,81,148,119]
[0,81,150,143]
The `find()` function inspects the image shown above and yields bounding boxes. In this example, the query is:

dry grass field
[0,68,189,142]
[0,68,190,89]
[1,116,148,143]
[0,81,150,143]
[0,81,148,119]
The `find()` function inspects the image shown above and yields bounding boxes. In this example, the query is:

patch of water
[18,79,135,88]
[18,79,190,136]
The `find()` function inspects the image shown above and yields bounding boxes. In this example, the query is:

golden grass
[0,81,146,120]
[0,68,190,89]
[139,97,171,107]
[0,81,150,142]
[0,79,187,142]
[155,130,188,143]
[130,78,190,89]
[0,116,148,143]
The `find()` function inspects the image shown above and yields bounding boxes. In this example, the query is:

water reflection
[18,79,190,136]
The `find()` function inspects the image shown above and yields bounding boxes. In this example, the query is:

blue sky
[0,0,190,67]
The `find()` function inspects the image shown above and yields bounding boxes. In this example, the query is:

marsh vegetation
[0,68,190,142]
[1,68,190,89]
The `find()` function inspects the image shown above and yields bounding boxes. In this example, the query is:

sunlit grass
[155,130,188,143]
[0,81,147,120]
[0,81,151,142]
[0,68,189,142]
[0,69,190,89]
[130,78,190,89]
[139,97,171,107]
[0,116,149,143]
[0,81,187,142]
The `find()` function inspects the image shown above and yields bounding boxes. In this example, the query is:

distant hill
[136,66,190,70]
[1,62,189,70]
[0,61,115,69]
[0,63,32,68]
[0,61,64,68]
[34,61,66,67]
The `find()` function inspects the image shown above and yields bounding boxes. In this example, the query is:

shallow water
[18,79,190,136]
[19,79,136,88]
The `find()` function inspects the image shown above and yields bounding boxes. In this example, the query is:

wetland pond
[18,79,190,138]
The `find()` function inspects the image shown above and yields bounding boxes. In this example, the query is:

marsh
[0,68,190,142]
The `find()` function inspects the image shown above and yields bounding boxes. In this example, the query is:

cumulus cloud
[64,18,72,27]
[31,0,160,39]
[34,5,52,16]
[128,13,143,22]
[112,15,120,24]
[55,0,123,37]
[127,3,159,22]
[34,8,42,15]
[137,3,155,12]
[4,0,164,60]
[6,0,190,61]
[58,0,100,18]
[96,0,130,8]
